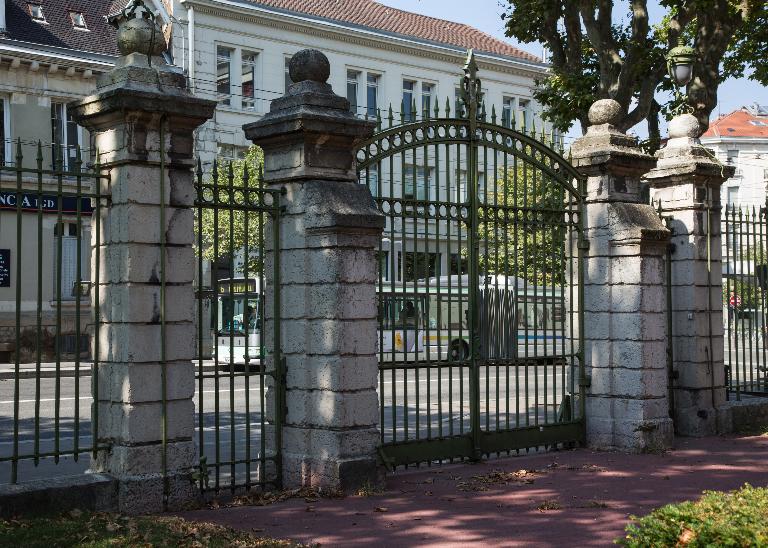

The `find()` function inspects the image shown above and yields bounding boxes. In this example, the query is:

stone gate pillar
[572,99,674,452]
[645,113,734,436]
[71,6,215,512]
[243,50,385,490]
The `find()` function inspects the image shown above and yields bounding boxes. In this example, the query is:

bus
[214,275,567,366]
[214,278,263,367]
[377,274,566,363]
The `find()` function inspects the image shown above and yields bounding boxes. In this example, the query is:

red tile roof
[702,109,768,139]
[248,0,540,63]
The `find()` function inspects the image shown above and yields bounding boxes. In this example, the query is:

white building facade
[701,104,768,209]
[170,0,548,164]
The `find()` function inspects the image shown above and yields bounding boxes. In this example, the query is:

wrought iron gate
[723,203,768,397]
[194,156,282,493]
[357,52,586,467]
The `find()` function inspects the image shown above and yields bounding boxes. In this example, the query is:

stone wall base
[0,473,117,518]
[587,416,674,453]
[114,472,201,514]
[282,455,383,492]
[717,396,768,434]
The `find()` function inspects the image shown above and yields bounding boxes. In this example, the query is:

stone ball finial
[588,99,622,126]
[668,113,701,139]
[288,49,331,84]
[109,0,166,57]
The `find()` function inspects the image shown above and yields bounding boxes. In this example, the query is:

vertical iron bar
[12,140,22,483]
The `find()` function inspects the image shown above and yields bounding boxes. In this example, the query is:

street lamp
[666,38,696,113]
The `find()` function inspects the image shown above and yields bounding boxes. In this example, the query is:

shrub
[619,484,768,547]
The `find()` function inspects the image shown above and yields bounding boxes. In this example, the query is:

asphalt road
[2,353,763,486]
[0,360,572,486]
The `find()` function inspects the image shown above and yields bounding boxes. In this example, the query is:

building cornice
[0,39,116,76]
[701,136,768,145]
[182,0,548,81]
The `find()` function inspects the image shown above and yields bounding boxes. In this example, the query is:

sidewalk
[180,435,768,547]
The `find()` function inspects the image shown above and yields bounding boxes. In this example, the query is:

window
[70,11,87,29]
[404,164,434,201]
[402,80,416,121]
[422,83,434,116]
[366,74,379,118]
[749,120,768,127]
[216,46,232,106]
[763,168,768,183]
[378,250,390,281]
[241,51,257,110]
[28,3,45,22]
[285,58,292,93]
[454,88,463,117]
[727,149,739,164]
[359,163,379,197]
[502,96,514,128]
[54,222,89,302]
[51,103,81,170]
[217,143,248,160]
[456,168,468,202]
[727,186,739,206]
[519,98,531,128]
[347,70,360,115]
[399,252,441,282]
[449,253,468,275]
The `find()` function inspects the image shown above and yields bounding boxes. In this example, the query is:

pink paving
[180,435,768,547]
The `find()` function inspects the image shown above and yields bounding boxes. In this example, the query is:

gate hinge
[577,238,590,251]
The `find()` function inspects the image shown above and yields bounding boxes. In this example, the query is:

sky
[378,0,768,137]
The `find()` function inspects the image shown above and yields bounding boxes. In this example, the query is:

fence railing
[194,155,282,494]
[723,204,768,398]
[0,140,110,484]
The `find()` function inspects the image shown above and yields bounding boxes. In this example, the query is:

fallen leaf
[678,528,696,545]
[374,507,389,512]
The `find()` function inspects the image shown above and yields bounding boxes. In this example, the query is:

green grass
[0,510,304,548]
[618,484,768,547]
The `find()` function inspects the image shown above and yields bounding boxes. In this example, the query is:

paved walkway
[181,435,768,547]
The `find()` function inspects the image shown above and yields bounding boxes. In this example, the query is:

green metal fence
[357,53,586,468]
[194,154,282,493]
[0,140,109,484]
[723,203,768,397]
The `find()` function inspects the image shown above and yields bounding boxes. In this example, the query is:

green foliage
[196,146,265,275]
[619,484,768,547]
[502,1,768,142]
[477,164,567,286]
[0,510,302,547]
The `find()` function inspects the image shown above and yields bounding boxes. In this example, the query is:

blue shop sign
[0,192,93,215]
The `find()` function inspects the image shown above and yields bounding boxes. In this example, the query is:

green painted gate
[356,52,587,467]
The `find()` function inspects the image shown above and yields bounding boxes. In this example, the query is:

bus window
[438,296,468,330]
[218,296,259,334]
[428,296,439,329]
[379,295,424,329]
